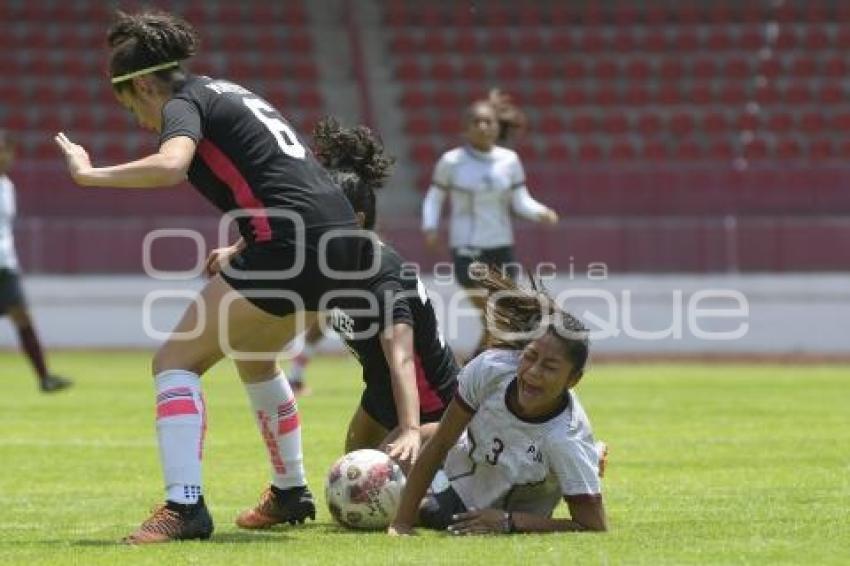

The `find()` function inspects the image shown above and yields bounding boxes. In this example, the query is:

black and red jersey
[159,75,355,242]
[328,242,459,412]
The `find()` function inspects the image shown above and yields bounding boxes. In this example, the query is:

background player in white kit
[421,94,559,355]
[390,270,606,535]
[0,130,72,393]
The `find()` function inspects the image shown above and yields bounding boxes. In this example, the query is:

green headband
[111,61,180,84]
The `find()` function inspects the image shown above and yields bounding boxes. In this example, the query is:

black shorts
[221,224,370,318]
[0,269,25,315]
[360,364,458,431]
[451,246,520,289]
[419,485,467,531]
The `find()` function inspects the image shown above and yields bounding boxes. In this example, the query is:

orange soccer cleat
[236,485,316,529]
[123,498,214,544]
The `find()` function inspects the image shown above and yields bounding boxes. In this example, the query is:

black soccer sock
[16,324,49,381]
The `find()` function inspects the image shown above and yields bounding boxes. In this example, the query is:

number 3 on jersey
[243,97,306,160]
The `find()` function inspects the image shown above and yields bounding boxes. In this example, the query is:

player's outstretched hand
[447,508,506,536]
[54,132,92,184]
[387,522,414,536]
[382,428,420,475]
[539,208,559,225]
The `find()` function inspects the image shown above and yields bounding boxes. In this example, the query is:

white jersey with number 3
[445,349,601,516]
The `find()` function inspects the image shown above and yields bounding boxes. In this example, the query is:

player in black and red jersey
[54,10,368,544]
[313,119,458,464]
[231,119,459,530]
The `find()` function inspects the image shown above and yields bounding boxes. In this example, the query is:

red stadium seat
[595,86,619,106]
[738,27,764,50]
[669,29,698,51]
[673,139,702,161]
[609,140,637,161]
[823,56,847,78]
[656,83,682,105]
[790,56,818,77]
[515,141,538,161]
[517,32,544,52]
[692,58,718,79]
[775,29,798,49]
[529,60,556,81]
[405,116,432,135]
[400,88,428,108]
[784,82,813,105]
[451,34,478,53]
[458,60,486,82]
[723,57,752,79]
[577,29,605,52]
[701,111,729,134]
[641,140,669,161]
[776,138,802,160]
[718,83,746,105]
[395,59,423,81]
[624,59,651,81]
[669,112,695,136]
[831,111,850,131]
[800,111,826,133]
[543,141,571,161]
[757,57,783,79]
[735,112,760,131]
[549,34,574,52]
[577,142,604,161]
[484,32,513,53]
[636,112,663,136]
[817,83,843,105]
[802,28,830,50]
[766,112,793,132]
[754,83,780,105]
[569,112,596,134]
[563,60,587,80]
[612,31,638,53]
[410,142,438,165]
[836,27,850,49]
[708,139,735,161]
[538,112,565,136]
[659,58,684,81]
[623,84,651,106]
[743,138,768,160]
[528,86,557,107]
[705,29,733,50]
[429,60,456,81]
[643,29,669,52]
[592,59,619,81]
[601,112,629,135]
[494,59,522,82]
[421,33,448,53]
[809,139,834,160]
[562,87,588,106]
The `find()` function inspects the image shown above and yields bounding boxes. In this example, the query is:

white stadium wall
[0,274,847,357]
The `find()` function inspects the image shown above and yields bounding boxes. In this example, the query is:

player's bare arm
[388,398,473,535]
[55,134,195,188]
[378,322,421,471]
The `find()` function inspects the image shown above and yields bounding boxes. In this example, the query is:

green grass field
[1,352,848,565]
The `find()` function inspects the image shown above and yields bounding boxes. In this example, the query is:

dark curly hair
[312,117,395,230]
[107,9,198,93]
[476,265,589,375]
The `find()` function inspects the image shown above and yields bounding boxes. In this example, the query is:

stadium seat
[609,140,637,161]
[766,112,794,133]
[641,140,669,161]
[577,142,604,161]
[799,111,826,133]
[669,112,695,136]
[637,112,663,136]
[776,138,802,160]
[701,111,730,134]
[569,112,596,134]
[543,141,571,161]
[809,139,834,160]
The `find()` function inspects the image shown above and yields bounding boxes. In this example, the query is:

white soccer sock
[244,373,306,489]
[154,370,206,504]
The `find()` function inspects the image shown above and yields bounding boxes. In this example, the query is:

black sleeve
[374,279,414,330]
[159,98,203,145]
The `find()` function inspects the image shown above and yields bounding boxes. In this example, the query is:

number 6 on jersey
[243,97,306,159]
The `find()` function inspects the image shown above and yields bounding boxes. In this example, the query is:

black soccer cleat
[39,374,73,393]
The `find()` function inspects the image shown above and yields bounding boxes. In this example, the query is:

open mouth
[520,379,544,398]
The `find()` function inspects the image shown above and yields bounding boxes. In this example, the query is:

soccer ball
[325,449,406,530]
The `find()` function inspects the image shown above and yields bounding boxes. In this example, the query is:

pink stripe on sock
[278,413,300,435]
[157,399,199,418]
[198,393,207,460]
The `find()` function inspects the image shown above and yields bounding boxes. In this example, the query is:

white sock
[154,370,206,504]
[288,341,315,384]
[244,373,306,489]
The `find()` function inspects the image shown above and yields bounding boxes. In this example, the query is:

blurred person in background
[421,91,559,357]
[0,129,72,393]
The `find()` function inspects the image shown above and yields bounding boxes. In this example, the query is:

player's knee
[151,345,204,376]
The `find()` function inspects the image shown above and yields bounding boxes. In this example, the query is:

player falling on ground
[55,10,371,543]
[389,268,607,535]
[421,91,559,357]
[0,129,72,393]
